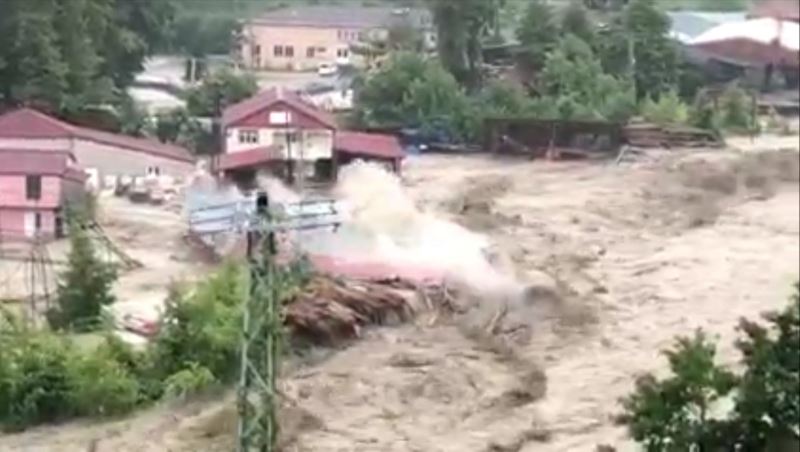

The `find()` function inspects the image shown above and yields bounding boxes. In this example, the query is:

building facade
[0,108,195,189]
[219,88,338,186]
[0,149,87,240]
[238,5,434,71]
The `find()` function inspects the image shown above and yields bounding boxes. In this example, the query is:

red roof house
[0,108,195,187]
[220,88,338,186]
[0,149,87,240]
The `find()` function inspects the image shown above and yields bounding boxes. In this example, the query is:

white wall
[71,139,195,181]
[225,127,333,160]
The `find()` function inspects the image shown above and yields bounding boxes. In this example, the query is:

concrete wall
[225,127,333,160]
[240,24,367,70]
[71,139,195,181]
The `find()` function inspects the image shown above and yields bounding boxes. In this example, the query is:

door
[24,212,41,238]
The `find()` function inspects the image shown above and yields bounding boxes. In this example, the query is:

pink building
[0,149,87,240]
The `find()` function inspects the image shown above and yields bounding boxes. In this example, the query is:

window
[26,175,41,200]
[252,45,261,67]
[146,166,161,176]
[316,46,326,53]
[273,131,299,144]
[357,31,365,41]
[269,111,290,125]
[34,213,41,231]
[273,45,283,57]
[285,46,294,57]
[337,30,345,40]
[238,129,259,144]
[336,48,349,58]
[306,46,315,58]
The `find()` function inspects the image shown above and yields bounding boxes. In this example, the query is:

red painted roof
[222,88,337,129]
[334,131,405,160]
[0,149,86,181]
[216,145,282,171]
[0,108,194,163]
[750,0,800,22]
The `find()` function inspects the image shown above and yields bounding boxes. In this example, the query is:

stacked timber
[284,276,446,344]
[623,122,723,149]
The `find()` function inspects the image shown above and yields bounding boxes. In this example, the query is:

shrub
[67,351,140,417]
[0,330,77,430]
[641,90,688,126]
[718,84,758,134]
[149,264,244,382]
[620,284,800,450]
[163,363,216,399]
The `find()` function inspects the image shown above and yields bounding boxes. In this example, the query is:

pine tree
[48,221,117,331]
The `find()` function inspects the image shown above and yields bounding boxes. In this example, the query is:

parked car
[317,63,337,77]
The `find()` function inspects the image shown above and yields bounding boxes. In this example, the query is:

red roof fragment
[0,149,86,182]
[334,131,405,160]
[216,145,282,171]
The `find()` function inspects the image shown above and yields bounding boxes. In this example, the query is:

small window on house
[316,46,326,53]
[26,175,42,200]
[34,213,42,231]
[238,129,259,144]
[274,45,283,57]
[337,30,344,40]
[306,47,315,58]
[285,46,294,57]
[336,48,349,58]
[146,166,161,176]
[357,31,365,41]
[252,45,262,67]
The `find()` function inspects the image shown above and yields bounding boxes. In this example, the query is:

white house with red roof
[219,87,339,186]
[217,88,404,187]
[0,108,195,188]
[0,149,87,240]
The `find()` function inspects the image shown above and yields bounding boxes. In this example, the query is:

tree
[430,0,502,91]
[624,0,680,99]
[538,35,635,121]
[561,0,595,43]
[0,0,174,111]
[353,52,475,140]
[47,220,118,331]
[186,68,258,117]
[515,0,559,71]
[620,285,800,451]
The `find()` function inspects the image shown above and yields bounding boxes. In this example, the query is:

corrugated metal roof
[249,5,431,30]
[334,131,404,160]
[222,88,337,130]
[0,108,194,163]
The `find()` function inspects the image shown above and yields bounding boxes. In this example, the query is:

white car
[317,63,337,77]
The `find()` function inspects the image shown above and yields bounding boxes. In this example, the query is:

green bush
[0,329,77,430]
[641,90,689,126]
[718,84,758,134]
[620,284,800,451]
[149,264,244,382]
[163,363,216,400]
[67,351,140,417]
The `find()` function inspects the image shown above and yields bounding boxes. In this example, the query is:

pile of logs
[623,122,723,149]
[283,276,450,345]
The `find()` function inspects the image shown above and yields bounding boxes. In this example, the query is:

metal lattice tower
[189,191,339,452]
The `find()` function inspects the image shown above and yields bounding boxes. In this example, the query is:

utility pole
[238,191,279,452]
[187,192,340,452]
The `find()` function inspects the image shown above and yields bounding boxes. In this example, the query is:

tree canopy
[0,0,174,113]
[515,0,559,71]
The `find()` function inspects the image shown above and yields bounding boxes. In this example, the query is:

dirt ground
[1,135,798,451]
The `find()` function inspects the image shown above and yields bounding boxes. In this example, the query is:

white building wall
[225,127,333,160]
[71,139,195,181]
